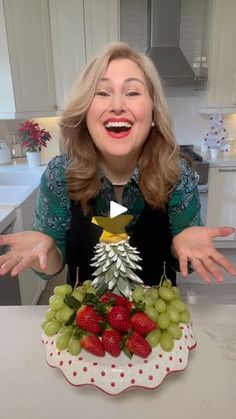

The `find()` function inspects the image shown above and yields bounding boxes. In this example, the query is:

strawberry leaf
[123,346,133,359]
[64,295,81,310]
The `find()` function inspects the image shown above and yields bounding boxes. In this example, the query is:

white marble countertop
[196,148,236,167]
[0,302,235,419]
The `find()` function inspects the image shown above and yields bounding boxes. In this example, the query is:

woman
[0,42,235,286]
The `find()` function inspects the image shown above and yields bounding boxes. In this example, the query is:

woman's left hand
[172,226,236,283]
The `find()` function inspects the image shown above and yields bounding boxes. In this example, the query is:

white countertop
[0,206,16,233]
[0,302,235,419]
[197,148,236,167]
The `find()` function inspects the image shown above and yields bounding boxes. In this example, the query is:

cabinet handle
[218,168,236,173]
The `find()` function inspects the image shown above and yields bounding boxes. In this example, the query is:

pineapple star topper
[90,201,143,297]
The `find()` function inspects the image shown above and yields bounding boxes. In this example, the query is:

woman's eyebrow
[99,77,145,85]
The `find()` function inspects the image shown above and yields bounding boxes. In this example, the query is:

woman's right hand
[0,231,62,277]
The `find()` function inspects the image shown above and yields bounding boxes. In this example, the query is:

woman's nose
[109,94,126,113]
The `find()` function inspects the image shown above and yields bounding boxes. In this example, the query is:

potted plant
[17,120,51,168]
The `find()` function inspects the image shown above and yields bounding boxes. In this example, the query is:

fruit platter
[41,214,197,395]
[41,280,196,395]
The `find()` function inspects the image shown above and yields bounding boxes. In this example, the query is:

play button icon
[110,201,127,218]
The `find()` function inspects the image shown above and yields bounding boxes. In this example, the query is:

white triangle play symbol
[110,201,127,218]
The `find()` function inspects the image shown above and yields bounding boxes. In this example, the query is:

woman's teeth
[105,121,132,132]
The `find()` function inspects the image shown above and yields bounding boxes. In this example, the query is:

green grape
[166,305,180,323]
[158,286,174,302]
[144,287,159,301]
[49,295,65,311]
[160,332,174,352]
[144,296,154,308]
[170,299,187,313]
[145,307,159,322]
[44,320,61,337]
[83,280,93,287]
[157,312,170,329]
[68,337,81,355]
[72,289,85,303]
[56,305,74,323]
[132,286,145,303]
[161,279,172,288]
[167,323,182,340]
[45,309,56,321]
[85,286,97,295]
[154,298,167,313]
[179,310,191,324]
[41,319,48,330]
[54,284,73,296]
[56,328,72,350]
[171,286,180,298]
[146,329,162,348]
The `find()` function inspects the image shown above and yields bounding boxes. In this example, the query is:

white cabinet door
[206,167,236,241]
[84,0,120,62]
[0,0,15,115]
[49,0,86,111]
[2,0,57,116]
[206,0,236,111]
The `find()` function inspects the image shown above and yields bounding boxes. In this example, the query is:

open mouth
[104,120,133,134]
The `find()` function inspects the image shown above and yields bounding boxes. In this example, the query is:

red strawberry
[130,312,157,336]
[125,331,152,358]
[107,305,132,332]
[102,330,122,357]
[76,305,104,334]
[101,292,133,312]
[80,333,105,357]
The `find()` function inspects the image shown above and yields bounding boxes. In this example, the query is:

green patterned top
[32,154,202,273]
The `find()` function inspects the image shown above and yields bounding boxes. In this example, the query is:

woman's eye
[126,91,140,96]
[95,90,110,97]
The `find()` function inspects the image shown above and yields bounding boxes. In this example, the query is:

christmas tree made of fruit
[41,208,191,358]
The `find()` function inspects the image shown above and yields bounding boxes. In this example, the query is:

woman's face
[86,58,153,162]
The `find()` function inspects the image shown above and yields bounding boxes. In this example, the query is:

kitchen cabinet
[49,0,119,111]
[206,166,236,245]
[201,0,236,113]
[0,0,57,118]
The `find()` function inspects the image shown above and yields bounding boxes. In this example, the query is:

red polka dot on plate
[101,371,106,376]
[179,358,182,363]
[169,356,173,361]
[73,371,77,377]
[51,341,54,345]
[91,378,95,383]
[111,382,116,387]
[155,364,159,369]
[59,361,63,366]
[139,369,143,374]
[57,351,61,355]
[148,375,153,381]
[93,362,98,366]
[50,352,53,357]
[78,357,83,361]
[159,354,163,358]
[68,360,72,365]
[166,367,170,372]
[144,360,148,364]
[128,363,133,368]
[111,364,116,368]
[130,379,135,384]
[120,372,124,378]
[179,345,182,350]
[83,367,87,372]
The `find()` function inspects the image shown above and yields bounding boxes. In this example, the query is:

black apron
[65,201,176,287]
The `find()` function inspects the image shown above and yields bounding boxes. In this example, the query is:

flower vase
[26,151,41,169]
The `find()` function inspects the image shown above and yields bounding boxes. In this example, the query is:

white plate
[42,322,197,395]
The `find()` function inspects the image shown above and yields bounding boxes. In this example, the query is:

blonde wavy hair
[59,42,180,213]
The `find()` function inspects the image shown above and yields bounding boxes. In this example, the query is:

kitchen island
[0,302,235,419]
